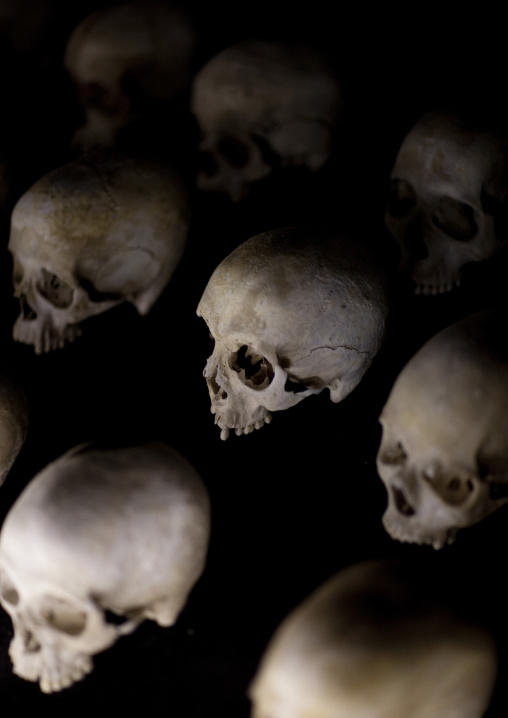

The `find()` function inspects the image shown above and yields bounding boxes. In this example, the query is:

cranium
[377,308,508,549]
[197,226,390,439]
[63,0,195,150]
[249,559,497,718]
[385,106,508,294]
[9,148,190,354]
[190,39,342,201]
[0,372,29,486]
[0,441,210,693]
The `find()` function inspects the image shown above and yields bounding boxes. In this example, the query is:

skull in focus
[190,39,342,201]
[9,149,190,354]
[0,441,210,693]
[0,372,29,486]
[385,107,508,294]
[249,559,497,718]
[377,309,508,549]
[63,0,196,150]
[197,226,390,439]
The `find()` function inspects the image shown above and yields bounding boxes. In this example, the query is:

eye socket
[432,197,478,240]
[217,137,250,168]
[230,345,274,390]
[0,569,19,606]
[387,179,417,217]
[36,269,74,309]
[284,376,309,393]
[40,596,87,636]
[423,466,475,506]
[379,441,407,466]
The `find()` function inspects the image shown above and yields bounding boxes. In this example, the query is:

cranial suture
[197,226,390,439]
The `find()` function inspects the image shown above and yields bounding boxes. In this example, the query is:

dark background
[1,2,508,716]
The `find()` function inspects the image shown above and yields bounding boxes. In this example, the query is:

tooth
[220,427,230,440]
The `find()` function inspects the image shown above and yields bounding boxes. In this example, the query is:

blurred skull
[191,39,342,201]
[250,559,497,718]
[0,371,29,485]
[377,309,508,549]
[63,0,196,150]
[9,149,190,354]
[0,441,210,693]
[385,107,508,294]
[197,226,389,439]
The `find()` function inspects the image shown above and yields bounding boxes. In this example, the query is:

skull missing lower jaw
[385,105,508,295]
[377,308,508,549]
[63,0,196,150]
[0,442,210,693]
[8,149,190,354]
[190,39,342,202]
[197,226,390,439]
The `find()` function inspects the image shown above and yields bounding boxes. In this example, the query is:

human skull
[190,39,342,201]
[0,372,29,486]
[249,559,497,718]
[385,107,508,294]
[9,149,190,354]
[197,226,390,439]
[0,441,210,693]
[63,0,196,150]
[377,308,508,549]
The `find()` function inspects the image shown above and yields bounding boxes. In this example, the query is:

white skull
[190,39,342,201]
[385,107,508,294]
[0,373,29,486]
[9,149,190,354]
[0,441,210,693]
[197,226,389,439]
[63,0,195,150]
[377,309,508,549]
[249,559,497,718]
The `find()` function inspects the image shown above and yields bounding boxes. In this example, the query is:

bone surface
[249,559,497,718]
[8,149,191,354]
[0,441,210,693]
[385,106,508,295]
[191,39,342,201]
[0,372,29,486]
[377,308,508,549]
[63,0,196,150]
[197,226,390,439]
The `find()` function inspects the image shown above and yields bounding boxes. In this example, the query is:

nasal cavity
[20,296,37,320]
[403,224,429,260]
[393,487,415,516]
